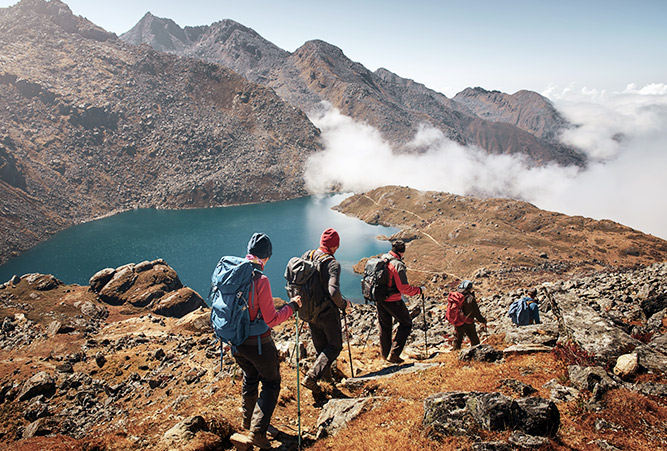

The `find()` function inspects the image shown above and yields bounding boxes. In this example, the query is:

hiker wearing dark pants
[301,228,351,393]
[378,240,423,363]
[234,233,301,449]
[452,280,486,350]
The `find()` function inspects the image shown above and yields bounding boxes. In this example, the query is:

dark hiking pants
[377,298,413,358]
[453,322,480,349]
[233,336,281,434]
[307,306,343,381]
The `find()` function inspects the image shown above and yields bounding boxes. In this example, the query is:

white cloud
[304,85,667,240]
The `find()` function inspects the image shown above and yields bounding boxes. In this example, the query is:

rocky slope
[0,187,665,450]
[121,13,585,166]
[0,0,321,264]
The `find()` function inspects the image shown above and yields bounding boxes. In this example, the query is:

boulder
[568,365,617,393]
[511,397,560,437]
[18,372,56,401]
[89,268,115,293]
[152,287,206,318]
[175,307,212,334]
[424,391,560,439]
[466,392,514,431]
[613,353,639,379]
[23,417,59,439]
[24,274,62,291]
[161,415,208,447]
[459,344,503,363]
[317,397,389,439]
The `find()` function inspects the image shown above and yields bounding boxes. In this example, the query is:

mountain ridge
[121,13,585,166]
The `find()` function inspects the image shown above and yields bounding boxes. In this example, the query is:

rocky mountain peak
[453,86,569,142]
[2,0,114,42]
[121,11,189,51]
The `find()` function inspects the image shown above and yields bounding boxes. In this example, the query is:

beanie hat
[391,240,406,253]
[458,280,474,291]
[247,232,272,259]
[320,228,340,250]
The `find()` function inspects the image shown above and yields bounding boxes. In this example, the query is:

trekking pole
[421,293,428,359]
[342,300,354,377]
[295,311,301,450]
[290,320,305,364]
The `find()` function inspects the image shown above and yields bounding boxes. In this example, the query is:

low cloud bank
[303,84,667,240]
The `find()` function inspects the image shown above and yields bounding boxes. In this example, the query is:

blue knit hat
[247,232,272,259]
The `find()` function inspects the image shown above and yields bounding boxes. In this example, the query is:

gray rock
[472,442,512,451]
[466,392,514,431]
[317,397,388,439]
[511,397,560,437]
[161,415,208,446]
[459,344,503,363]
[568,365,616,393]
[18,372,55,401]
[423,391,473,438]
[89,268,115,293]
[507,431,551,449]
[22,417,58,439]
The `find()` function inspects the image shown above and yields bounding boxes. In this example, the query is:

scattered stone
[613,353,638,379]
[459,344,503,363]
[317,397,389,439]
[161,415,208,447]
[18,372,55,401]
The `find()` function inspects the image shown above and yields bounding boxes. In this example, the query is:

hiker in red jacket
[448,280,486,350]
[377,240,423,363]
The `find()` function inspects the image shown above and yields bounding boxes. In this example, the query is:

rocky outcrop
[89,259,206,317]
[423,391,560,444]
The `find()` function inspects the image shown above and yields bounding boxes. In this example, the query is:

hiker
[508,288,541,325]
[300,228,351,393]
[524,288,541,324]
[376,240,423,363]
[233,233,302,449]
[447,280,487,350]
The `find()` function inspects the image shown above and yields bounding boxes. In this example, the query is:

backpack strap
[308,249,335,300]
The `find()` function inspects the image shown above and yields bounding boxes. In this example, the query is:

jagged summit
[120,12,189,51]
[120,12,587,167]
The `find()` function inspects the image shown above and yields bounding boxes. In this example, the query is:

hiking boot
[386,354,404,364]
[249,431,272,449]
[301,375,320,392]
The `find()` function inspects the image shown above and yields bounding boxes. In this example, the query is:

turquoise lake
[0,195,396,303]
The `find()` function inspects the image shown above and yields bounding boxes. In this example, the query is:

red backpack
[446,292,468,327]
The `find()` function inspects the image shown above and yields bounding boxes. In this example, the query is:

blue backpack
[508,297,531,326]
[209,256,269,367]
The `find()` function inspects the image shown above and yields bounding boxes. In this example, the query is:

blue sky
[1,0,665,96]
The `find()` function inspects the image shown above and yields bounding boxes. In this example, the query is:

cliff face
[0,0,321,264]
[122,15,585,166]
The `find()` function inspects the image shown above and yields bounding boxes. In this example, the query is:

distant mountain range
[121,13,585,166]
[0,0,589,265]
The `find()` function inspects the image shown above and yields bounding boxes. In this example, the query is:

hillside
[121,14,585,166]
[335,186,667,295]
[0,186,665,450]
[0,0,321,264]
